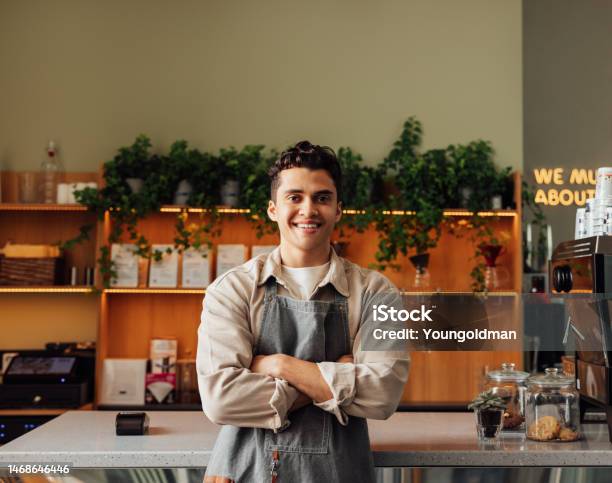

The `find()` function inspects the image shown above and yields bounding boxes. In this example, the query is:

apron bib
[205,279,375,483]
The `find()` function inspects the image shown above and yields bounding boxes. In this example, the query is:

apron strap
[333,286,347,304]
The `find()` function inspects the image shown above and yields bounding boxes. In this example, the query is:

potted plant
[446,140,511,211]
[111,134,154,194]
[217,147,241,207]
[72,135,170,284]
[373,118,447,274]
[241,145,278,238]
[335,147,379,247]
[468,390,507,439]
[166,140,197,205]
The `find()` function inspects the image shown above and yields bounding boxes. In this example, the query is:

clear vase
[409,253,431,290]
[475,408,504,439]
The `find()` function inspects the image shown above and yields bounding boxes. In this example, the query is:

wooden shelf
[104,288,205,295]
[0,403,92,416]
[101,288,518,296]
[0,286,95,294]
[158,205,518,218]
[0,203,88,212]
[401,291,518,296]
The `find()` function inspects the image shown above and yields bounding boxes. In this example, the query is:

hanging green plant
[240,146,279,238]
[334,147,379,241]
[164,140,221,255]
[444,141,514,291]
[372,117,447,270]
[71,134,167,284]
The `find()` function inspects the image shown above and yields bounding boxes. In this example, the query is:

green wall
[0,0,522,172]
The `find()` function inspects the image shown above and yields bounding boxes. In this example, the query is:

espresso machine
[550,235,612,440]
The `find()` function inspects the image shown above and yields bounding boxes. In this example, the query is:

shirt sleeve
[313,279,410,423]
[196,277,299,430]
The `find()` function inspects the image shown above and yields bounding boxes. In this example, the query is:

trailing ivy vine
[64,118,523,290]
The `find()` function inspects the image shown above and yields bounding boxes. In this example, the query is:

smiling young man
[197,141,409,483]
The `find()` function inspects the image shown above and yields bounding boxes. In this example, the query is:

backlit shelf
[104,287,205,294]
[400,291,518,296]
[102,288,516,296]
[0,203,88,212]
[158,206,517,217]
[0,286,95,293]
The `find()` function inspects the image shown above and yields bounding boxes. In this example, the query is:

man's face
[268,167,342,253]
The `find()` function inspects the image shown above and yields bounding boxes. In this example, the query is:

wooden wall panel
[105,293,203,360]
[0,211,97,273]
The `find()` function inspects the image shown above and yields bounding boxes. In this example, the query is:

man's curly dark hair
[268,140,342,201]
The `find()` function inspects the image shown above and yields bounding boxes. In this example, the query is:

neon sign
[532,168,596,206]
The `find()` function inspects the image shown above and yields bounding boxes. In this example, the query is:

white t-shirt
[281,262,330,300]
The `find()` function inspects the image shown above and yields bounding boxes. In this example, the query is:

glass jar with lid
[525,368,580,442]
[485,362,529,430]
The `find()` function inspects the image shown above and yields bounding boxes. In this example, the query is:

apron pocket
[264,405,330,454]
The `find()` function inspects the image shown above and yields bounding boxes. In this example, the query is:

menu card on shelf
[110,244,139,287]
[100,359,147,406]
[181,246,211,288]
[251,245,276,258]
[216,244,246,278]
[148,244,179,288]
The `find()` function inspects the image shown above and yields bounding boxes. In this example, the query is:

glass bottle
[40,141,60,203]
[484,362,529,431]
[525,368,581,442]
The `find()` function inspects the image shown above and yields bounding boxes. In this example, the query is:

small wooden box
[0,256,65,286]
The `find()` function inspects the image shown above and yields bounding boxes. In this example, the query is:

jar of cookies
[525,368,580,442]
[485,362,529,431]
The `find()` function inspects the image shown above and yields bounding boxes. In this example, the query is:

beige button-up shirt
[196,246,410,430]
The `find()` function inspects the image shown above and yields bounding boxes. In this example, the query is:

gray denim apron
[204,278,375,483]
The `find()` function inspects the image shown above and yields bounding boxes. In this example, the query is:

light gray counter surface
[1,411,612,467]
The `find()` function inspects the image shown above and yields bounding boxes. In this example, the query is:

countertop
[1,411,612,467]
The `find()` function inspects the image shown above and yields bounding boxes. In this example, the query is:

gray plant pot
[126,178,144,194]
[220,180,240,207]
[491,195,503,210]
[460,187,473,208]
[173,179,193,205]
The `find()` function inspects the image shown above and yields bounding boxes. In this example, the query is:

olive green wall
[0,0,523,172]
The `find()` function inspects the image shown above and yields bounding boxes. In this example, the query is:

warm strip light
[0,203,88,212]
[381,210,417,215]
[155,206,516,217]
[159,206,250,214]
[0,286,94,293]
[104,288,206,294]
[401,291,517,296]
[443,210,517,217]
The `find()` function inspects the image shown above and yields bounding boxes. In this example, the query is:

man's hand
[250,354,285,378]
[336,354,353,364]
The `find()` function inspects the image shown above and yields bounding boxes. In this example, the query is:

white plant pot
[173,179,193,205]
[220,180,240,207]
[126,178,144,194]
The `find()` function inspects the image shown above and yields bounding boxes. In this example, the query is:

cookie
[527,416,560,441]
[558,427,579,441]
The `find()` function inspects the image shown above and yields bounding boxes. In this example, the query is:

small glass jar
[525,368,581,442]
[485,362,529,431]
